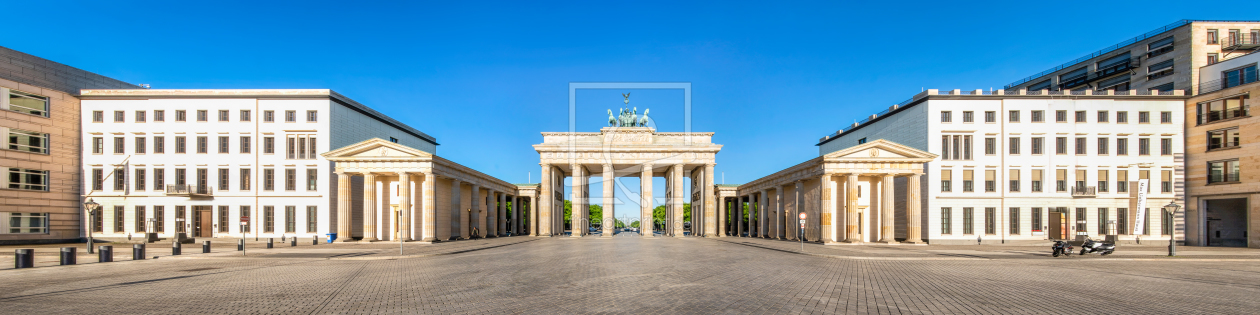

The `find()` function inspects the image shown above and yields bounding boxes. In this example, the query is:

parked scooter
[1051,240,1073,257]
[1078,237,1116,256]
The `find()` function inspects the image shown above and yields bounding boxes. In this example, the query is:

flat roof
[79,89,437,145]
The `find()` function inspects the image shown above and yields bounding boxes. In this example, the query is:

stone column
[776,187,784,239]
[671,164,684,237]
[362,173,378,241]
[539,164,551,237]
[511,195,519,236]
[570,165,583,237]
[336,172,352,242]
[497,192,507,236]
[878,174,896,243]
[821,174,836,243]
[759,190,769,238]
[396,172,411,241]
[735,195,743,237]
[905,173,924,244]
[422,172,437,242]
[640,163,653,237]
[454,179,467,239]
[530,196,539,236]
[717,196,727,237]
[602,163,615,237]
[845,174,860,242]
[795,181,804,241]
[704,164,716,237]
[470,183,483,238]
[485,191,496,237]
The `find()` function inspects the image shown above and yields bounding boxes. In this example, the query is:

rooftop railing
[1198,71,1259,94]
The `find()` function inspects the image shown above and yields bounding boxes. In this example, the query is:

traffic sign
[798,212,807,220]
[241,216,250,222]
[799,219,806,224]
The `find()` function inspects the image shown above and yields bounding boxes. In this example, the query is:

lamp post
[1163,201,1181,257]
[84,199,100,254]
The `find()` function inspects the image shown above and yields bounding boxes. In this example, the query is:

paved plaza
[3,237,1260,314]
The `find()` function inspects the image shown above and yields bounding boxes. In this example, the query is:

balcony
[166,184,213,197]
[1070,185,1096,197]
[1198,71,1259,94]
[1224,34,1260,51]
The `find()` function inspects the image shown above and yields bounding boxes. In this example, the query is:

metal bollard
[313,237,318,245]
[61,247,76,265]
[172,241,182,255]
[290,238,296,247]
[238,239,245,251]
[202,241,211,253]
[99,246,113,262]
[15,249,34,269]
[267,238,274,249]
[133,244,145,260]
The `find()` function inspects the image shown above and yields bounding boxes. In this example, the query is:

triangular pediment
[322,138,433,160]
[823,139,937,161]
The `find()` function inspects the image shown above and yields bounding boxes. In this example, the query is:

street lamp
[1163,201,1181,257]
[84,198,100,253]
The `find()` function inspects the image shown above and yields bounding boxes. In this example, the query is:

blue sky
[9,1,1260,220]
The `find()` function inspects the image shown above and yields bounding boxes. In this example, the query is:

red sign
[798,212,807,220]
[241,217,250,222]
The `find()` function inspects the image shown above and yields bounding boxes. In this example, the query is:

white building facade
[78,89,437,240]
[819,89,1187,244]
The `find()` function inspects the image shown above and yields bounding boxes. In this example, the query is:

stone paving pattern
[2,235,1260,313]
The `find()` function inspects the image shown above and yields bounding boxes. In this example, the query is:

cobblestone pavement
[2,236,1260,314]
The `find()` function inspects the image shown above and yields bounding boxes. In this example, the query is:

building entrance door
[1048,212,1067,240]
[1205,198,1248,247]
[194,207,213,238]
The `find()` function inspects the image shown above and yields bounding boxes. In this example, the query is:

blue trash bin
[326,233,337,243]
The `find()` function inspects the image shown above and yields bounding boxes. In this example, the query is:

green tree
[651,203,692,228]
[563,200,572,228]
[589,204,603,226]
[629,220,640,228]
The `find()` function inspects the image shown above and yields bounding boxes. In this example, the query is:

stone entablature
[535,127,720,167]
[325,139,516,193]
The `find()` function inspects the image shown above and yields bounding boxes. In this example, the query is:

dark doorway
[1205,198,1247,247]
[194,206,213,238]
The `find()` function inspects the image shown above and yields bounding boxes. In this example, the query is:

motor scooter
[1051,240,1073,257]
[1078,237,1116,255]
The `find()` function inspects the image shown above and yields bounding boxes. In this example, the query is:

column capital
[359,172,375,177]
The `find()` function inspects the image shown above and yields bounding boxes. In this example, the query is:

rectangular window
[285,110,296,122]
[1098,208,1109,235]
[1075,137,1086,155]
[1075,170,1087,192]
[1161,170,1172,193]
[1055,137,1067,155]
[1117,111,1128,123]
[113,167,126,191]
[962,111,973,123]
[1009,110,1020,122]
[288,137,296,159]
[218,110,229,122]
[941,111,952,123]
[306,169,318,191]
[984,137,996,155]
[1009,137,1020,155]
[1208,128,1241,150]
[940,170,952,192]
[1097,137,1109,155]
[92,137,104,154]
[264,169,275,191]
[197,110,208,122]
[1009,169,1020,192]
[1160,111,1172,123]
[1143,208,1151,235]
[1162,209,1173,236]
[1097,111,1109,123]
[1031,110,1044,122]
[285,169,296,191]
[1097,170,1109,193]
[92,110,104,122]
[240,206,251,233]
[1208,29,1218,44]
[135,137,146,154]
[218,168,229,191]
[1056,169,1067,192]
[134,169,146,191]
[175,110,187,122]
[114,206,124,232]
[1198,95,1250,124]
[1160,138,1172,156]
[218,136,229,154]
[941,208,952,234]
[963,207,974,234]
[175,136,186,154]
[264,110,274,122]
[264,137,274,154]
[962,170,973,192]
[962,136,971,160]
[1076,208,1088,235]
[1117,170,1129,193]
[308,137,317,159]
[1032,169,1043,192]
[240,168,251,191]
[984,170,995,192]
[113,137,125,154]
[154,206,165,233]
[1208,53,1219,65]
[1138,138,1150,155]
[197,168,208,192]
[984,111,995,123]
[175,206,185,233]
[1009,208,1020,235]
[984,207,995,234]
[307,110,318,122]
[1032,208,1043,232]
[135,110,146,123]
[113,111,125,122]
[197,136,208,154]
[153,136,164,154]
[6,128,50,154]
[8,168,50,191]
[154,110,165,122]
[175,168,186,185]
[1138,112,1150,123]
[285,206,296,233]
[240,110,251,122]
[1075,111,1086,123]
[389,137,398,143]
[264,206,275,233]
[1117,138,1129,155]
[154,168,164,191]
[92,168,103,191]
[307,206,317,233]
[218,206,229,233]
[1056,110,1067,122]
[134,206,146,233]
[240,136,251,153]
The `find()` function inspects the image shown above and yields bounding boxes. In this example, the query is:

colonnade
[334,171,529,242]
[725,173,923,244]
[533,163,716,237]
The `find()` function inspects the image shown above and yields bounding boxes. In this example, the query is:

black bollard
[99,246,113,262]
[132,244,145,260]
[172,241,182,255]
[202,241,211,253]
[238,239,245,251]
[290,238,296,247]
[267,238,273,249]
[15,249,34,269]
[60,247,76,265]
[313,237,318,245]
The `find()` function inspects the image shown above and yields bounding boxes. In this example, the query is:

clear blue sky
[10,1,1259,221]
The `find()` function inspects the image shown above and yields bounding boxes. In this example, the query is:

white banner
[1133,179,1149,235]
